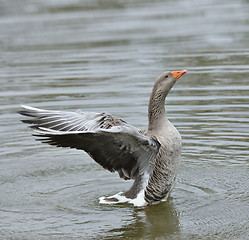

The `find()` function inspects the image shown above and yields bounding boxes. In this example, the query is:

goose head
[153,70,187,94]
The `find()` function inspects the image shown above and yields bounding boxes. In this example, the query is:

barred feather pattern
[144,135,181,204]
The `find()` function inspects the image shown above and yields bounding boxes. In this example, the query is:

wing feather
[19,105,160,180]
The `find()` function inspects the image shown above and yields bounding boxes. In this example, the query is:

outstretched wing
[19,105,160,180]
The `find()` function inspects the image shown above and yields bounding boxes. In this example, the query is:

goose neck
[148,88,168,131]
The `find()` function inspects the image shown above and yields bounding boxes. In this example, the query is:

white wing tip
[20,105,45,111]
[35,127,90,135]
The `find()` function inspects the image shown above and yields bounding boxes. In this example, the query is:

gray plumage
[19,70,187,206]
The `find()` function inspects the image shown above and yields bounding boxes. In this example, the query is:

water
[1,0,249,239]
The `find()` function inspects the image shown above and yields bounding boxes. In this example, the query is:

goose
[19,70,187,207]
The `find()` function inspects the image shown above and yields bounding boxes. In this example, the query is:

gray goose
[19,70,187,206]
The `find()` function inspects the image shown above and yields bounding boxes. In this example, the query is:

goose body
[19,70,187,206]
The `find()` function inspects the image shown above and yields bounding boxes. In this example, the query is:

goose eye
[165,75,168,79]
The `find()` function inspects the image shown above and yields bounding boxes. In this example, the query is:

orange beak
[171,70,187,80]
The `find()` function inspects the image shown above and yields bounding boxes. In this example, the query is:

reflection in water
[108,198,179,240]
[142,199,179,238]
